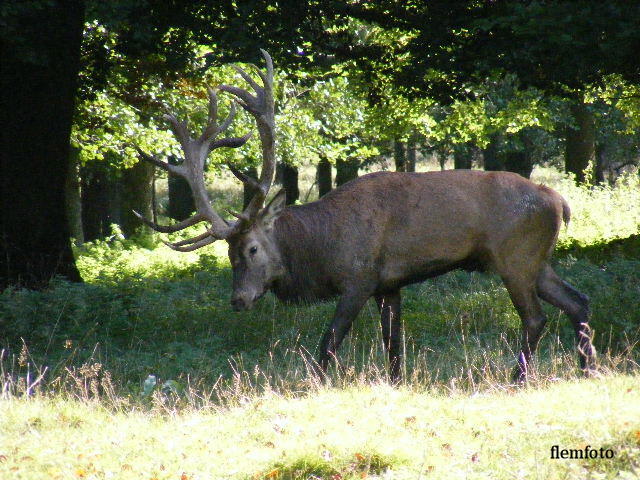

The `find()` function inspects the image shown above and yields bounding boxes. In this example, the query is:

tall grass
[533,167,640,245]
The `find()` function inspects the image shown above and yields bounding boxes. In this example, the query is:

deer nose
[230,296,248,311]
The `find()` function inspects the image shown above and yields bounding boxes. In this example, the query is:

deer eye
[249,246,258,255]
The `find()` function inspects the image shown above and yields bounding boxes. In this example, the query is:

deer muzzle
[231,289,265,311]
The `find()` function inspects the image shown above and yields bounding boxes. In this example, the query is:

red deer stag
[135,50,596,383]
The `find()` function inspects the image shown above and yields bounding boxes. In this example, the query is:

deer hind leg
[536,264,596,375]
[500,273,548,383]
[375,291,403,384]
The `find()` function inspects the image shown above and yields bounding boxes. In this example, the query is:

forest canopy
[1,0,640,287]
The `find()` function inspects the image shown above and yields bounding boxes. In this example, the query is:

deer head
[135,50,285,309]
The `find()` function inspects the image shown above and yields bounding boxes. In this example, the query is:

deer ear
[259,189,286,229]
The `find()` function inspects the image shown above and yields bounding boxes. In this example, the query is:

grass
[0,164,639,479]
[1,376,639,479]
[2,253,639,397]
[533,167,640,247]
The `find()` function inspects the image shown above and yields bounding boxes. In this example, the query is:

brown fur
[228,170,596,383]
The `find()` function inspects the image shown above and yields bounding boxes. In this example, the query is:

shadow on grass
[557,233,640,264]
[579,430,640,476]
[254,451,396,480]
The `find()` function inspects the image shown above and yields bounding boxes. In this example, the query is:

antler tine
[163,113,191,154]
[217,84,255,111]
[250,64,268,86]
[200,94,248,152]
[162,235,216,252]
[226,208,251,222]
[217,101,237,134]
[254,50,274,183]
[243,50,273,91]
[226,164,261,190]
[217,51,273,116]
[231,64,262,93]
[210,131,253,150]
[133,211,206,233]
[200,87,219,141]
[164,230,214,248]
[259,48,274,89]
[133,145,183,176]
[207,87,218,125]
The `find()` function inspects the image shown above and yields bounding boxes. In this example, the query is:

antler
[219,48,276,221]
[134,50,276,249]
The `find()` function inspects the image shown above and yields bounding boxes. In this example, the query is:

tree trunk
[482,135,504,171]
[565,100,595,184]
[120,159,154,237]
[243,166,259,210]
[394,139,406,172]
[335,158,359,186]
[0,1,84,288]
[65,147,84,245]
[168,156,195,221]
[594,143,607,185]
[453,144,472,169]
[437,150,447,170]
[81,163,119,242]
[277,162,299,205]
[317,156,332,197]
[406,131,417,172]
[503,151,534,179]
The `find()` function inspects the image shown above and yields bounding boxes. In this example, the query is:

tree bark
[453,144,472,169]
[0,1,84,288]
[394,139,406,172]
[594,143,607,185]
[437,150,447,170]
[317,156,332,197]
[406,131,417,172]
[482,135,504,171]
[167,156,195,221]
[277,162,299,205]
[503,151,534,179]
[120,158,154,237]
[81,163,120,242]
[335,158,359,186]
[243,166,259,210]
[65,147,84,244]
[565,100,596,184]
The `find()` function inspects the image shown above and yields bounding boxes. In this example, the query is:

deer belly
[379,257,461,289]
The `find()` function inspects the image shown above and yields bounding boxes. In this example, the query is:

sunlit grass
[1,375,639,479]
[532,166,640,245]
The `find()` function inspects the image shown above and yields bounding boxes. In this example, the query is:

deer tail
[561,195,571,227]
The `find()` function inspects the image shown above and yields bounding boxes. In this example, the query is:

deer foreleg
[316,291,370,379]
